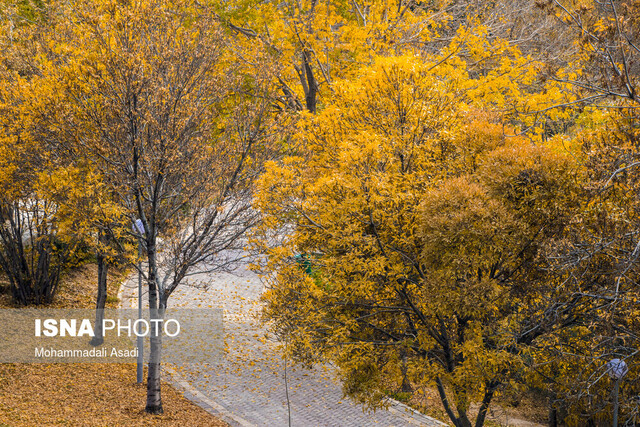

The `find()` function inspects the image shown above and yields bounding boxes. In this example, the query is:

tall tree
[0,3,74,306]
[212,0,445,113]
[254,55,585,427]
[28,0,282,413]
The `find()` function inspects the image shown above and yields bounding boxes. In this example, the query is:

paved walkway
[120,262,446,427]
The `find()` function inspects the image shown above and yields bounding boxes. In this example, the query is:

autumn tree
[41,163,129,346]
[542,0,639,106]
[24,0,283,413]
[1,0,131,328]
[0,1,76,306]
[511,1,640,422]
[211,0,447,114]
[254,53,590,427]
[0,126,71,305]
[517,107,640,426]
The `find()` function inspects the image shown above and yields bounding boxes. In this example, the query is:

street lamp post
[608,358,629,427]
[134,219,145,384]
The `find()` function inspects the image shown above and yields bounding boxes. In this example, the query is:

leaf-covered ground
[0,264,227,426]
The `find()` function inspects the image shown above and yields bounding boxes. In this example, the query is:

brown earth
[388,380,548,426]
[0,264,227,427]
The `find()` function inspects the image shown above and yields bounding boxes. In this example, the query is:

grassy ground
[0,264,227,427]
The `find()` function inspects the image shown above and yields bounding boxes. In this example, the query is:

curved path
[119,263,446,427]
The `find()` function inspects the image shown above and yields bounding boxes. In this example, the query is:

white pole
[613,378,620,427]
[607,358,627,427]
[137,238,143,383]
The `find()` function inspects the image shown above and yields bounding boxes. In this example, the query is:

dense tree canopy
[1,0,640,425]
[255,56,589,427]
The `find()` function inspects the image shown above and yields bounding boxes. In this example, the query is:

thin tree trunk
[435,375,477,427]
[549,406,558,427]
[475,381,498,427]
[400,348,412,392]
[436,376,463,427]
[145,313,163,414]
[456,410,473,427]
[548,394,558,427]
[90,230,108,346]
[302,50,318,113]
[145,241,164,415]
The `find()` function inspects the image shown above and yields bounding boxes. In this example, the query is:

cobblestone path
[120,263,446,427]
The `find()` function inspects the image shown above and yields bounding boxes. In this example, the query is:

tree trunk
[549,406,558,427]
[145,240,164,415]
[436,376,474,427]
[90,231,108,346]
[475,381,498,427]
[302,50,318,114]
[145,309,163,414]
[400,348,412,392]
[457,410,473,427]
[548,395,558,427]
